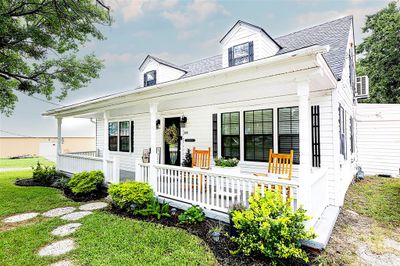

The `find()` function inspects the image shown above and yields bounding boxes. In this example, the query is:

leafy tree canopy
[0,0,111,116]
[356,1,400,103]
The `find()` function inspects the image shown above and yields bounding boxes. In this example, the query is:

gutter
[43,45,332,117]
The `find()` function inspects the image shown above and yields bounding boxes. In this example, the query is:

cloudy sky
[0,0,391,137]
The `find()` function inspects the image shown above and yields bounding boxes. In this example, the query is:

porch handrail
[66,151,97,157]
[59,153,102,161]
[153,164,300,187]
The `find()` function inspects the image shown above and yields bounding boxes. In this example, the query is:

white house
[44,16,361,249]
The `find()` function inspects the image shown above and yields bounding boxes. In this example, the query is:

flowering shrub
[108,181,154,211]
[230,190,316,263]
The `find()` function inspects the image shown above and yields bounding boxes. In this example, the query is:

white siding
[221,23,279,68]
[139,58,186,86]
[333,23,357,206]
[356,104,400,177]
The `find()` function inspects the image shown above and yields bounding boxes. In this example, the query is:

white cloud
[294,3,390,43]
[162,0,228,29]
[110,0,179,21]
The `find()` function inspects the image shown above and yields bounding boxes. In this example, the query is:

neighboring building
[0,137,95,161]
[44,16,384,249]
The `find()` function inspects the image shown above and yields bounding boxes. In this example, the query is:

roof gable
[139,55,187,73]
[220,20,281,49]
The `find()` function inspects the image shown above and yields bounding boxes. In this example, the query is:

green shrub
[67,170,104,194]
[32,162,57,184]
[108,181,154,210]
[230,190,316,263]
[214,157,239,167]
[136,199,171,219]
[178,205,205,224]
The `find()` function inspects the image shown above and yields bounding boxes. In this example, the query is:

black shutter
[350,116,354,154]
[248,41,254,62]
[131,121,134,153]
[311,105,321,167]
[212,113,218,158]
[228,47,233,66]
[143,73,147,87]
[153,70,157,84]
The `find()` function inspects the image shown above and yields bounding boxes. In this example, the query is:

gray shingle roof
[177,16,353,80]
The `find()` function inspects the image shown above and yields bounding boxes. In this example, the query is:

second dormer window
[228,41,254,66]
[144,70,156,87]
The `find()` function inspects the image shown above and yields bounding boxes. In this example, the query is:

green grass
[0,157,54,168]
[344,176,400,226]
[0,170,79,218]
[0,171,216,265]
[70,212,216,266]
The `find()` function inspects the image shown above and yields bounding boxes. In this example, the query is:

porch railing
[58,153,119,183]
[138,163,299,214]
[66,151,98,157]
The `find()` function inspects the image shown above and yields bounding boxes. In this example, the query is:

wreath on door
[164,124,178,145]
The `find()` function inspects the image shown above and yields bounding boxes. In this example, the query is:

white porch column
[56,117,62,171]
[297,79,312,176]
[297,79,312,211]
[149,103,158,189]
[103,111,109,179]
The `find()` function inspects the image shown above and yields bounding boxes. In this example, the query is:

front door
[164,117,181,166]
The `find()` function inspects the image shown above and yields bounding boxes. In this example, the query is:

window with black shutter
[244,109,273,162]
[119,121,130,152]
[144,70,156,87]
[278,107,299,164]
[108,122,118,151]
[350,116,354,154]
[311,105,321,167]
[339,105,347,159]
[221,112,240,159]
[131,121,134,153]
[228,41,254,66]
[212,114,218,158]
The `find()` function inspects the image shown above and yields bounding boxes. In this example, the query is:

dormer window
[144,70,156,87]
[228,41,254,66]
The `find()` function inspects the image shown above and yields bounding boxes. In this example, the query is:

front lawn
[0,170,216,266]
[317,176,400,265]
[0,157,54,168]
[0,170,79,218]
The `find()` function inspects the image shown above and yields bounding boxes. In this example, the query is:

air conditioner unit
[355,76,369,99]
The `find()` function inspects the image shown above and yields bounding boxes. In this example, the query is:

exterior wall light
[156,119,161,129]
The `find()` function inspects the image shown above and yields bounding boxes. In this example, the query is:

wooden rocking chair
[255,149,294,199]
[191,147,211,192]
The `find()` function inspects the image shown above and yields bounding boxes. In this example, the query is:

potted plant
[214,157,239,168]
[164,124,179,164]
[209,223,224,242]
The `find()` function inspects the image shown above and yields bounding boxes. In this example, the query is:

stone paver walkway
[38,239,75,257]
[51,223,81,237]
[60,211,92,221]
[2,212,39,223]
[42,207,76,218]
[1,201,107,263]
[50,260,74,266]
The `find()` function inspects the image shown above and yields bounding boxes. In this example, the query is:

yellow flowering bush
[230,190,316,263]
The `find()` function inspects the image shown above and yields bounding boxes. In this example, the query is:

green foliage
[67,170,104,194]
[178,205,205,224]
[32,162,56,184]
[357,1,400,103]
[136,199,171,219]
[230,190,316,263]
[0,0,111,116]
[108,181,154,210]
[214,157,239,167]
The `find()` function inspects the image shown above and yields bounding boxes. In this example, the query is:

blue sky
[0,0,390,137]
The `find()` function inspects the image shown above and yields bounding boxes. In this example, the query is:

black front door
[164,117,181,166]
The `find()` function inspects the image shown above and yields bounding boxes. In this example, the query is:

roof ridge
[276,15,353,39]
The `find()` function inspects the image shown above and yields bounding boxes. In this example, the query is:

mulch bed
[15,178,108,202]
[108,207,312,266]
